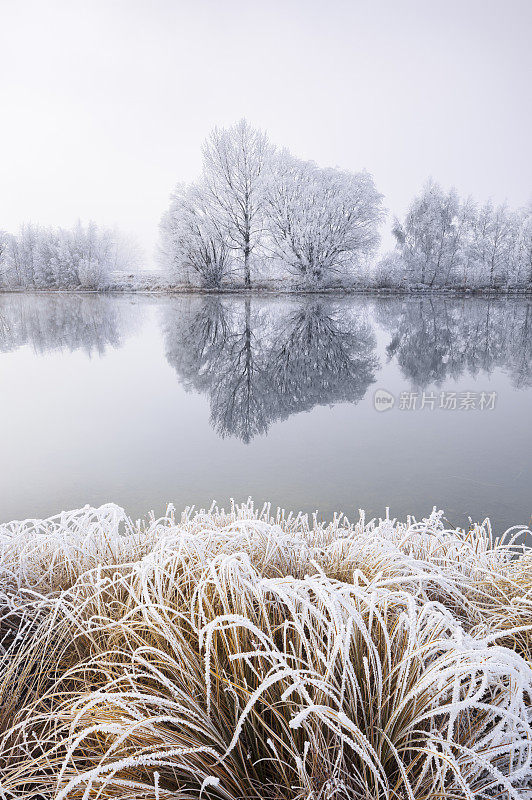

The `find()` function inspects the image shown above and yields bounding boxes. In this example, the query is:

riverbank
[1,271,532,296]
[1,500,531,798]
[2,284,532,297]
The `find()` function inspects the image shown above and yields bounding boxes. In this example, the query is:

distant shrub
[372,251,406,288]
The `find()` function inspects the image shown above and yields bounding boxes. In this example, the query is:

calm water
[0,292,530,534]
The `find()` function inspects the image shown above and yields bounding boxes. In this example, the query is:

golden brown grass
[1,501,532,799]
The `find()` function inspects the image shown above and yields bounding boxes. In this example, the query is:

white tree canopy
[264,152,383,286]
[389,181,532,289]
[161,121,384,289]
[0,222,140,290]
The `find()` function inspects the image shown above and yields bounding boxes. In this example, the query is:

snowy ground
[2,271,531,295]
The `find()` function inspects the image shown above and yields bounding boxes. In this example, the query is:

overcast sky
[1,0,530,266]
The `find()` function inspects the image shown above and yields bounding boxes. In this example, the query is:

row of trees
[159,119,384,289]
[160,122,531,292]
[1,122,529,293]
[0,222,139,290]
[375,182,532,289]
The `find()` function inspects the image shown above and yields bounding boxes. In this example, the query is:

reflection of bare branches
[0,313,9,338]
[0,294,135,357]
[165,296,275,442]
[379,297,532,389]
[164,296,378,443]
[270,301,378,419]
[165,296,230,394]
[504,301,532,389]
[209,300,270,442]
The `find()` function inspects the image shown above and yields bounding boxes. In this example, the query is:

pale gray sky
[1,0,530,266]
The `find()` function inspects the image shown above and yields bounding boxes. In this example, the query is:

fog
[1,0,530,266]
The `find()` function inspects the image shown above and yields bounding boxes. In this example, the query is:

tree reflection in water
[164,296,379,442]
[376,297,532,390]
[2,293,530,446]
[0,293,135,357]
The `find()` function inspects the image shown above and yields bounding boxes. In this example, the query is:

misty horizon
[1,0,531,267]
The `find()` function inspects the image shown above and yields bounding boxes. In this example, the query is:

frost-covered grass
[1,501,532,799]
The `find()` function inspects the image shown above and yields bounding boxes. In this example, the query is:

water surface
[0,292,530,533]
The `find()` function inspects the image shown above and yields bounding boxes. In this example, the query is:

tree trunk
[244,250,251,288]
[244,233,251,289]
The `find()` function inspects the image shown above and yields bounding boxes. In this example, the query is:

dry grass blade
[1,500,531,799]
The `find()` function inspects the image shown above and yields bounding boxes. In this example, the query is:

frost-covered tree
[73,221,115,289]
[392,182,473,286]
[161,121,384,290]
[371,251,407,288]
[4,224,44,287]
[201,119,272,288]
[0,231,10,287]
[159,183,231,288]
[468,202,517,288]
[264,152,383,287]
[0,222,138,290]
[46,227,85,288]
[516,204,532,287]
[389,183,532,289]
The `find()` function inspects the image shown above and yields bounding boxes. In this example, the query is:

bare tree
[469,202,515,288]
[202,119,272,288]
[264,152,383,287]
[159,183,231,288]
[389,183,531,289]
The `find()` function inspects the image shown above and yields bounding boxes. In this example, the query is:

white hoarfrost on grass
[1,501,532,799]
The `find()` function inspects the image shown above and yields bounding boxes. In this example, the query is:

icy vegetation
[0,222,142,291]
[1,125,531,295]
[1,501,532,799]
[159,120,532,294]
[375,182,532,291]
[159,119,384,291]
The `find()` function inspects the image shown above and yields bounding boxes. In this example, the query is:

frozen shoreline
[1,281,532,297]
